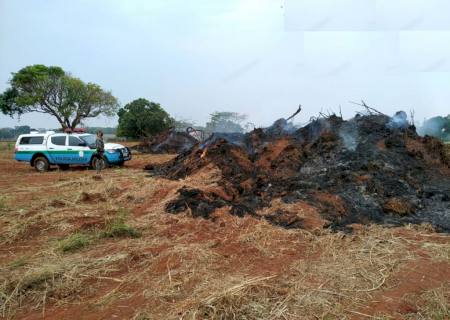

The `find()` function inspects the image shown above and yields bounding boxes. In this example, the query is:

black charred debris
[146,112,450,232]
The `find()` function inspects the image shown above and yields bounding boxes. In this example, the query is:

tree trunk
[59,121,68,131]
[71,118,81,131]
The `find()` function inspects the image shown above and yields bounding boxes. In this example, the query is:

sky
[1,0,450,129]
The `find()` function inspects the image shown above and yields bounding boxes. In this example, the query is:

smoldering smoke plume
[387,111,409,130]
[339,123,358,151]
[418,116,450,140]
[264,118,297,135]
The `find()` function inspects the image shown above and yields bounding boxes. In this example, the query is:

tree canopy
[117,98,174,139]
[0,64,119,130]
[205,111,247,133]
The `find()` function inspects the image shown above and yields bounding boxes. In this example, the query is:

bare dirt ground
[0,143,449,319]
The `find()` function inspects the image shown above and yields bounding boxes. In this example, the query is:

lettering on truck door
[68,136,91,164]
[47,135,69,163]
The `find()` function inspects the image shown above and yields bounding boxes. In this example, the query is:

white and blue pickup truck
[14,131,131,172]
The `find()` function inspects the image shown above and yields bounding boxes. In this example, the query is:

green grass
[57,211,140,253]
[100,210,141,238]
[58,233,91,252]
[9,257,28,269]
[0,196,9,215]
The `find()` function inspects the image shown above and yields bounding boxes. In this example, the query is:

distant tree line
[0,126,31,140]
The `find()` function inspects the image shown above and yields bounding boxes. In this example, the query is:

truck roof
[16,131,94,139]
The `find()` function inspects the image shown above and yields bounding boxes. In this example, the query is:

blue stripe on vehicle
[15,153,33,162]
[15,150,95,164]
[15,150,131,165]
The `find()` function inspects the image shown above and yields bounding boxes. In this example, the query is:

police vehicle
[14,130,131,172]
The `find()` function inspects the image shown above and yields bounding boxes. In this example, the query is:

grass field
[0,146,449,319]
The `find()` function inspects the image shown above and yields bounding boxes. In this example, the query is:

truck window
[20,136,44,145]
[51,136,66,146]
[69,136,83,146]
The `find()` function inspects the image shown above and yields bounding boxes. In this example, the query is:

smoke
[264,118,297,135]
[387,111,409,130]
[339,123,359,151]
[200,132,246,150]
[302,118,332,143]
[418,116,450,140]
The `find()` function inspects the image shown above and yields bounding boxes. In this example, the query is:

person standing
[95,130,105,174]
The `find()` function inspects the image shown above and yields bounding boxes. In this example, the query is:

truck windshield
[79,134,96,147]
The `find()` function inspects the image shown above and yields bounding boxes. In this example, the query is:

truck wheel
[117,161,124,167]
[34,156,49,172]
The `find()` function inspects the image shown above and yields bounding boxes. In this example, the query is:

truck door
[47,134,69,164]
[67,135,91,164]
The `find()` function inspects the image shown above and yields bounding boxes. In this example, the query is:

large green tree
[0,64,119,130]
[205,111,247,133]
[117,98,174,139]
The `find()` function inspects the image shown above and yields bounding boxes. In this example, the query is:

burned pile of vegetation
[133,130,197,154]
[146,111,450,232]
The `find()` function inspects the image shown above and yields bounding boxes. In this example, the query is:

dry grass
[113,224,424,319]
[420,242,450,262]
[175,226,416,319]
[404,284,450,320]
[184,275,282,319]
[0,142,15,159]
[0,252,129,318]
[132,311,153,320]
[444,143,450,165]
[0,211,35,245]
[0,167,147,317]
